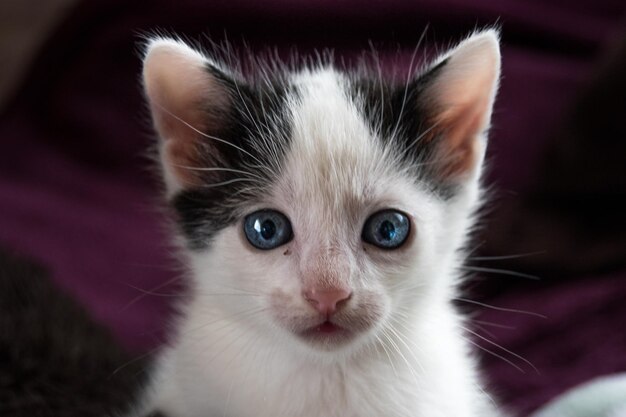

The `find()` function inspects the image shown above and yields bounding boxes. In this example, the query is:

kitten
[138,29,503,417]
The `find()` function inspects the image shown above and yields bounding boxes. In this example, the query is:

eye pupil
[379,220,396,241]
[260,220,276,240]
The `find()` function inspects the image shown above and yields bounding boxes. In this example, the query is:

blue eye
[244,210,293,250]
[362,210,410,249]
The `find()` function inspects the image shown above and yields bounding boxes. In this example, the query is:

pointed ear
[419,30,501,181]
[142,38,232,193]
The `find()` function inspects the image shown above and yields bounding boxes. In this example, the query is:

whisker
[382,329,422,391]
[462,326,539,374]
[373,333,399,378]
[470,319,516,330]
[200,177,261,189]
[221,326,260,417]
[455,297,547,319]
[109,345,162,378]
[470,323,499,340]
[172,165,266,182]
[387,280,428,291]
[122,282,182,298]
[463,337,525,374]
[126,288,262,299]
[202,312,267,366]
[389,26,429,143]
[212,283,266,296]
[185,307,267,337]
[468,251,546,261]
[385,321,427,376]
[120,276,183,311]
[404,117,446,153]
[370,41,386,135]
[197,292,262,298]
[461,265,541,281]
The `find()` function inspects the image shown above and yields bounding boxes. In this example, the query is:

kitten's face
[199,74,437,352]
[143,33,500,356]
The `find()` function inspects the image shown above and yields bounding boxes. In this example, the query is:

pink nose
[303,287,352,316]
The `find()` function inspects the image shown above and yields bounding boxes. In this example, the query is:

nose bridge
[301,240,351,290]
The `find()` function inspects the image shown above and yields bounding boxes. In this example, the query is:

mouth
[310,320,343,334]
[298,320,354,347]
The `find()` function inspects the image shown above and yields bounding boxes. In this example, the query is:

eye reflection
[254,218,277,240]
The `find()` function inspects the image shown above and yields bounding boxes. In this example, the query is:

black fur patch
[350,59,459,199]
[171,66,294,250]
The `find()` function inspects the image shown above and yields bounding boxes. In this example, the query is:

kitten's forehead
[288,68,386,186]
[273,69,406,230]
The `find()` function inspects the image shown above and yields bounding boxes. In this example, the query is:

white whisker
[461,265,541,281]
[455,297,546,318]
[468,251,546,261]
[462,325,539,374]
[464,337,525,374]
[373,333,399,378]
[172,164,266,182]
[389,26,429,144]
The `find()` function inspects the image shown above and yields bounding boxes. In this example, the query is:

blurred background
[1,0,625,415]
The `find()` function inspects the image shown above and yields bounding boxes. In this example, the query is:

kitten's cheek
[268,289,306,328]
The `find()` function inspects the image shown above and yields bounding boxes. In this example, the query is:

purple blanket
[1,0,625,414]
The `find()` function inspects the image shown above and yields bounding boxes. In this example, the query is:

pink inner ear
[433,95,490,179]
[423,31,500,181]
[143,40,231,189]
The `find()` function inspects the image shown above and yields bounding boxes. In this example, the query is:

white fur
[138,30,504,417]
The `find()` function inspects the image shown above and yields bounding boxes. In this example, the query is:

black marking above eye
[244,209,293,250]
[362,210,411,249]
